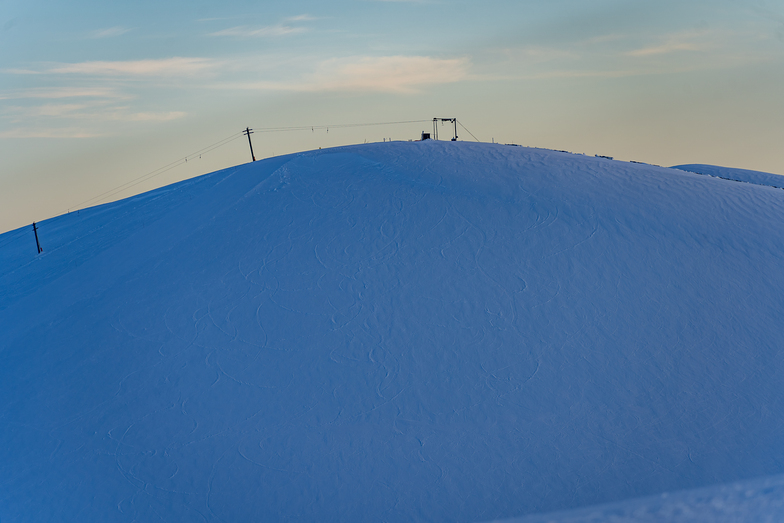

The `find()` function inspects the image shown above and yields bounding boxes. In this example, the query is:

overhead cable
[59,132,244,214]
[457,120,480,142]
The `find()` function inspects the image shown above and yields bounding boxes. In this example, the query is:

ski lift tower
[433,118,458,141]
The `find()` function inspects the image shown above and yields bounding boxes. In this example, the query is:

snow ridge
[673,163,784,190]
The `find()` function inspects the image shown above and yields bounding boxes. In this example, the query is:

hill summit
[2,141,784,522]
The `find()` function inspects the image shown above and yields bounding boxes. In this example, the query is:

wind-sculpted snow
[1,142,784,522]
[673,163,784,189]
[497,473,784,523]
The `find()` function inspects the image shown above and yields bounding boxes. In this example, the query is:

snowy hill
[2,142,784,522]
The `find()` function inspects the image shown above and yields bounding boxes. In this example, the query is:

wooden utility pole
[32,222,42,253]
[243,127,256,161]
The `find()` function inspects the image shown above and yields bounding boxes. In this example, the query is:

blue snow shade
[1,142,783,522]
[499,473,784,523]
[673,163,784,189]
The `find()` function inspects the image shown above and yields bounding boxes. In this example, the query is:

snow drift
[501,472,784,523]
[1,142,784,522]
[673,163,784,189]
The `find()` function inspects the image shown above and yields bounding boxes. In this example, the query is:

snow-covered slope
[673,163,784,189]
[498,473,784,523]
[2,142,784,522]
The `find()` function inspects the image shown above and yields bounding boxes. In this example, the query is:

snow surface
[497,473,784,523]
[673,164,784,190]
[2,142,784,522]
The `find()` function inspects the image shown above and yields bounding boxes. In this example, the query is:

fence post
[32,222,42,253]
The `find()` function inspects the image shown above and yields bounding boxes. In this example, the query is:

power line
[3,117,479,250]
[28,118,455,233]
[58,131,244,215]
[457,120,480,142]
[58,120,432,215]
[1,131,245,249]
[252,119,431,133]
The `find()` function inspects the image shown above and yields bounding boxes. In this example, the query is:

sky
[1,0,783,233]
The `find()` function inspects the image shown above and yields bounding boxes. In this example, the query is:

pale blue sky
[1,0,783,233]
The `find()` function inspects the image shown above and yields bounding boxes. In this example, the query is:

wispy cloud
[8,103,88,117]
[197,16,245,22]
[17,105,183,121]
[526,68,679,80]
[498,46,578,64]
[1,68,41,75]
[90,26,131,38]
[626,41,706,57]
[585,33,627,45]
[486,28,765,82]
[124,111,186,121]
[626,31,712,57]
[312,56,468,92]
[1,58,195,136]
[285,14,317,22]
[2,101,187,126]
[0,87,125,100]
[48,57,215,76]
[0,127,100,138]
[221,55,469,93]
[210,14,316,37]
[210,25,307,37]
